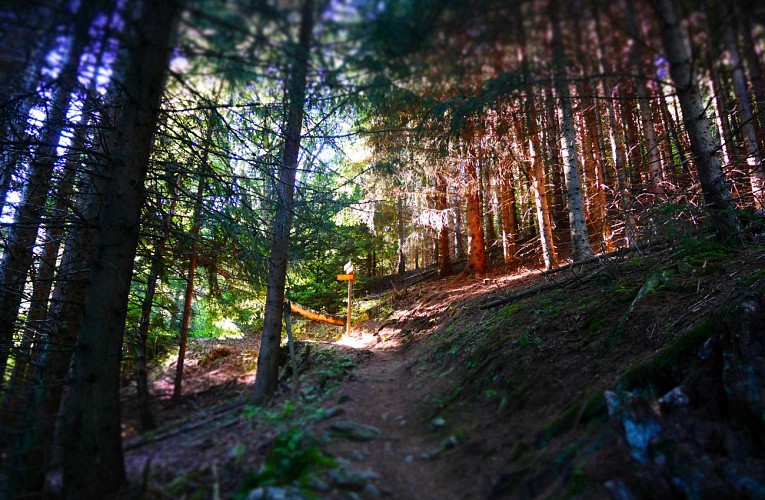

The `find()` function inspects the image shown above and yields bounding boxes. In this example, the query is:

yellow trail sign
[337,273,355,281]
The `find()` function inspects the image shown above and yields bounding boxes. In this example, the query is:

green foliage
[236,428,335,497]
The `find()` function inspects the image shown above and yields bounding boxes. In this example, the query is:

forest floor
[120,234,765,499]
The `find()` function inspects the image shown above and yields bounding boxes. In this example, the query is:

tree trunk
[436,173,451,277]
[498,162,518,267]
[550,0,595,261]
[463,157,486,277]
[0,2,97,386]
[722,4,765,210]
[61,1,181,497]
[396,194,406,274]
[173,107,216,402]
[625,0,664,197]
[8,159,105,496]
[136,174,181,428]
[453,194,465,259]
[594,6,634,246]
[481,158,497,247]
[736,5,765,152]
[651,0,741,240]
[252,0,315,404]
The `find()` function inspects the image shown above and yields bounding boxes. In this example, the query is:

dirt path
[315,330,456,499]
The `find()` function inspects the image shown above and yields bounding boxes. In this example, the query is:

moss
[617,314,723,392]
[536,391,608,449]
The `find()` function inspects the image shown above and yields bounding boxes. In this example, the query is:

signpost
[338,260,355,336]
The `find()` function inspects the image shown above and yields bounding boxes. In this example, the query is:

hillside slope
[123,238,765,498]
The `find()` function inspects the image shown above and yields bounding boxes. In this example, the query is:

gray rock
[246,486,304,500]
[329,467,381,491]
[659,386,690,409]
[330,421,382,441]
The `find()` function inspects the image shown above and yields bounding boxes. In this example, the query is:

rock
[246,486,304,500]
[659,386,690,410]
[337,393,352,404]
[603,480,635,500]
[431,417,446,428]
[329,467,381,492]
[404,454,414,464]
[348,451,366,461]
[330,421,382,441]
[604,390,661,464]
[363,483,382,497]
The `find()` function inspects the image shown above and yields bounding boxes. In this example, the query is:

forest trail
[313,330,455,499]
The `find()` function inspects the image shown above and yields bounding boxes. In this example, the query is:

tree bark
[396,193,406,274]
[436,173,452,277]
[252,0,315,404]
[625,0,665,197]
[61,1,181,497]
[722,3,765,210]
[0,1,98,386]
[174,107,217,402]
[651,0,741,240]
[463,156,486,277]
[550,0,595,261]
[594,5,634,246]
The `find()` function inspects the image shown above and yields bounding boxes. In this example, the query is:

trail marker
[337,261,355,336]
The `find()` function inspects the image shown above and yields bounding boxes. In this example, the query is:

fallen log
[287,301,345,326]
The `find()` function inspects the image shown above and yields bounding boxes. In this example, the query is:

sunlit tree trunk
[463,155,486,277]
[396,193,406,274]
[253,0,315,404]
[550,0,595,261]
[527,118,558,270]
[452,193,465,260]
[481,157,497,247]
[436,173,451,277]
[651,0,741,240]
[498,160,518,267]
[61,1,181,496]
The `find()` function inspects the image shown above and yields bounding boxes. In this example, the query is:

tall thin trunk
[436,173,451,277]
[9,160,105,496]
[527,119,558,270]
[651,0,741,240]
[550,0,595,261]
[453,194,465,259]
[626,0,664,196]
[737,5,765,151]
[173,175,204,402]
[136,174,181,429]
[481,158,497,246]
[396,194,406,274]
[463,155,486,277]
[0,2,98,386]
[594,6,634,246]
[61,1,181,496]
[498,161,518,267]
[252,0,315,404]
[722,3,765,210]
[517,12,558,269]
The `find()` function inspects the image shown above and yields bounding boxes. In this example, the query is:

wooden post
[338,260,355,337]
[346,278,353,336]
